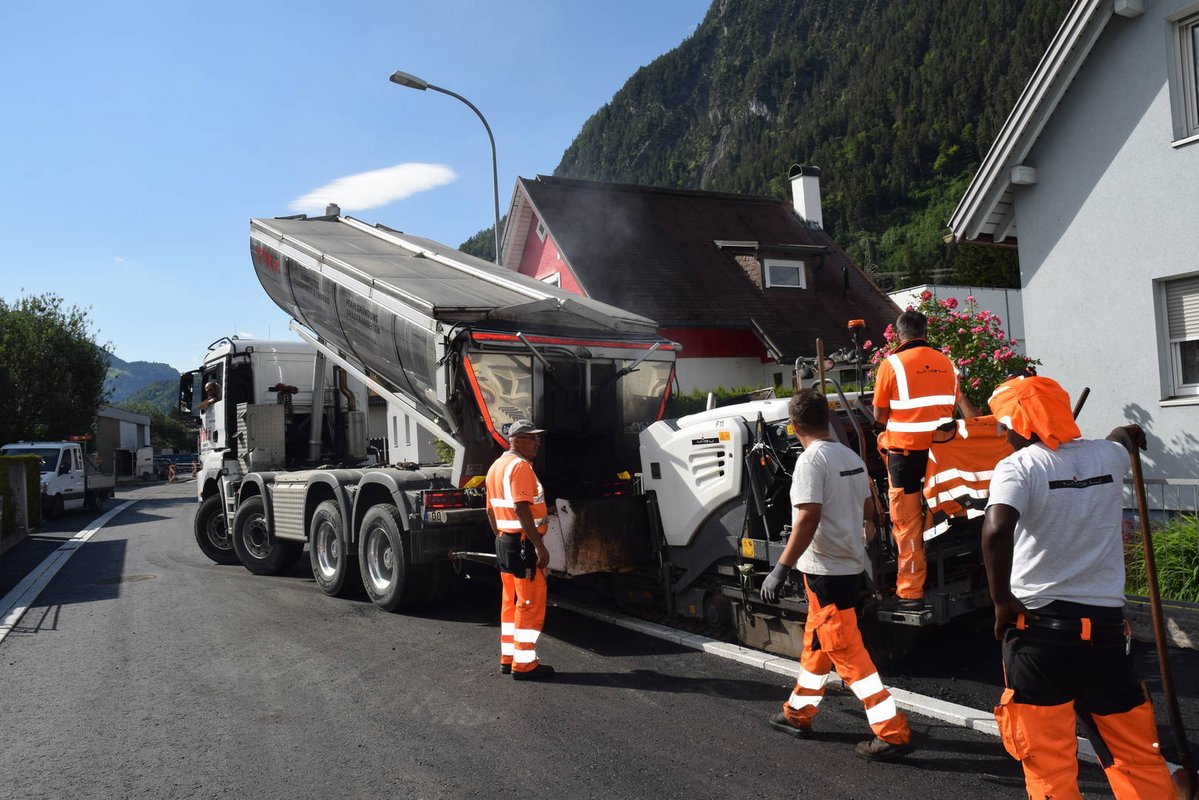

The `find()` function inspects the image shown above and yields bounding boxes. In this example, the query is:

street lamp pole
[389,69,502,263]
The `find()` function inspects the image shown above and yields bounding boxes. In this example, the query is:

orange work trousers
[782,575,910,744]
[997,608,1175,799]
[884,448,929,600]
[499,568,547,673]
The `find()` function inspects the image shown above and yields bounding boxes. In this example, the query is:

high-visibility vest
[923,415,1012,540]
[485,452,548,536]
[875,344,958,451]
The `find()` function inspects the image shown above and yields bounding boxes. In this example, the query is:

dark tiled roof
[519,176,899,359]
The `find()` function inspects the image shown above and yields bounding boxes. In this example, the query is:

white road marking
[551,597,1183,773]
[0,500,139,644]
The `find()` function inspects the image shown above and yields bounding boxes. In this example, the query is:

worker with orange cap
[981,375,1174,798]
[485,419,555,681]
[873,310,967,609]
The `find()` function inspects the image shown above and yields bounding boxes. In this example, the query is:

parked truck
[0,440,115,517]
[184,210,998,657]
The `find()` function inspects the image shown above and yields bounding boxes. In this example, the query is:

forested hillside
[106,353,179,406]
[550,0,1070,289]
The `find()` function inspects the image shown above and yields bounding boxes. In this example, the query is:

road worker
[761,389,914,762]
[981,375,1176,799]
[872,310,964,610]
[484,418,555,681]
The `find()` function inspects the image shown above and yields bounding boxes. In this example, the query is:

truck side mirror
[179,371,198,416]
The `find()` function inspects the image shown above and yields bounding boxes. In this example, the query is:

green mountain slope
[106,353,180,406]
[551,0,1070,289]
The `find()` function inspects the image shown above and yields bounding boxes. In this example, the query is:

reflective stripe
[924,508,985,541]
[513,650,538,664]
[887,355,910,402]
[501,622,515,634]
[514,628,541,644]
[850,672,885,700]
[887,417,954,432]
[929,486,989,506]
[490,498,516,509]
[865,697,899,725]
[496,519,523,530]
[501,642,516,655]
[927,467,994,486]
[889,394,957,410]
[788,693,822,710]
[797,668,829,691]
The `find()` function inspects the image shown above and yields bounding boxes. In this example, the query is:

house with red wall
[498,167,899,393]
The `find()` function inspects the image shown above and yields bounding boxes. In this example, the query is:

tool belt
[1014,612,1128,642]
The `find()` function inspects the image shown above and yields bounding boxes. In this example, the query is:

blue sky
[0,0,710,373]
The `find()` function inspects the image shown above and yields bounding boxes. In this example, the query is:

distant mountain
[122,378,180,412]
[106,353,180,406]
[545,0,1070,290]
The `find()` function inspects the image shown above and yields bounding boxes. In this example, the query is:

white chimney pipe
[788,164,822,230]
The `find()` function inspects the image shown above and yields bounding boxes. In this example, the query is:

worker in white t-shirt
[982,374,1175,799]
[761,388,913,762]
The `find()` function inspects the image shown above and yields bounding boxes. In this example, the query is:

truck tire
[194,494,239,565]
[358,503,427,612]
[309,499,361,597]
[85,491,104,513]
[232,495,303,576]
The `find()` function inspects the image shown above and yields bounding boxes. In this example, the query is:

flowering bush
[867,291,1039,411]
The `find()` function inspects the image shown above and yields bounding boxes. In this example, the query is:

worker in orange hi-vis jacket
[761,389,914,762]
[873,310,969,610]
[923,415,1013,540]
[485,419,555,682]
[982,375,1176,800]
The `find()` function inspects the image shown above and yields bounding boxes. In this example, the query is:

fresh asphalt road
[0,482,1187,800]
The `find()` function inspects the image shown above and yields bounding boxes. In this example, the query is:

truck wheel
[194,494,239,565]
[85,491,104,513]
[358,503,426,612]
[310,499,361,597]
[232,495,303,576]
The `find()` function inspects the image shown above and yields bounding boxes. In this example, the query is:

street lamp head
[389,70,429,91]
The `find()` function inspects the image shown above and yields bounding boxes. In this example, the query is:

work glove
[760,563,793,604]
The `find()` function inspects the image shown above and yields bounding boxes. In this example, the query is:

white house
[948,0,1199,481]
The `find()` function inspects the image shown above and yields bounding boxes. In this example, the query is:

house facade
[499,169,899,394]
[949,0,1199,480]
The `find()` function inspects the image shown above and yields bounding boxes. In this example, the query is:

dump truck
[183,209,1000,658]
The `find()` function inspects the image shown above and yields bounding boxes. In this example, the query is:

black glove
[760,563,793,604]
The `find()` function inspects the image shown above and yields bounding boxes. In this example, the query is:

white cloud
[113,256,126,263]
[289,163,457,213]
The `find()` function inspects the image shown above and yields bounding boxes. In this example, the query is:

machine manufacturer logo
[252,241,280,273]
[691,436,719,445]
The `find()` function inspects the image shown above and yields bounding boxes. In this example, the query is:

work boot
[855,736,915,762]
[768,712,812,739]
[896,597,926,612]
[512,663,555,681]
[500,664,512,675]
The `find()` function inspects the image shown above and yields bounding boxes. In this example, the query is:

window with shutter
[1165,275,1199,396]
[1170,9,1199,142]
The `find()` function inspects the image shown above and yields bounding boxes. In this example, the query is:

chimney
[325,203,341,217]
[788,164,822,230]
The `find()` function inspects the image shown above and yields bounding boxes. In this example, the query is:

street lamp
[389,69,502,263]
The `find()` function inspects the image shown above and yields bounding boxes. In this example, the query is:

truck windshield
[0,447,62,472]
[620,359,672,429]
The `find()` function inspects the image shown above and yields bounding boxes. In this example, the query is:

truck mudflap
[543,493,651,576]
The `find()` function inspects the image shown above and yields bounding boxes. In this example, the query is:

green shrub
[0,455,42,537]
[1125,514,1199,603]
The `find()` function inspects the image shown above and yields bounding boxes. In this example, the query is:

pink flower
[920,290,933,301]
[971,326,984,334]
[958,357,973,366]
[965,295,975,303]
[970,377,982,389]
[957,328,967,334]
[1010,338,1018,345]
[943,297,958,309]
[940,346,951,355]
[862,340,873,350]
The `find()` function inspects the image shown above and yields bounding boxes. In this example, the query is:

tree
[866,291,1039,411]
[0,293,111,444]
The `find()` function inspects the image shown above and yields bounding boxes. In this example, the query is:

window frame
[762,258,807,289]
[1158,274,1199,398]
[1168,6,1199,142]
